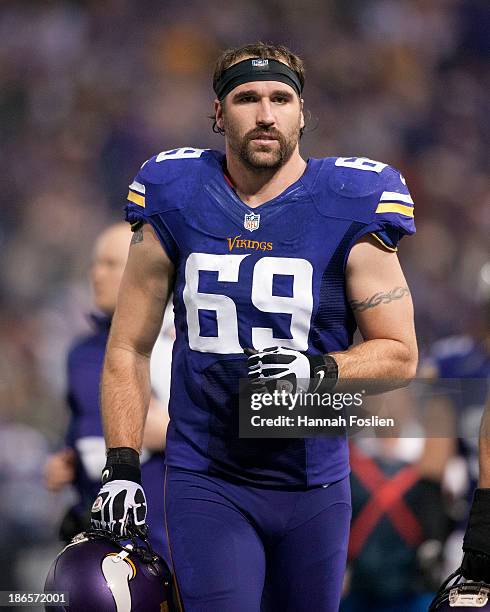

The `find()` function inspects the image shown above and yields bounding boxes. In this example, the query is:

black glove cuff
[462,550,490,582]
[102,447,141,485]
[308,354,339,392]
[463,488,490,556]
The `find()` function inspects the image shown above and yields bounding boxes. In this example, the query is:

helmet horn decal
[101,552,136,612]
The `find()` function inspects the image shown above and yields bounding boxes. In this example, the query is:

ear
[300,98,305,130]
[215,98,224,131]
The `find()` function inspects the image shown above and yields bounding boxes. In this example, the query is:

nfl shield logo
[244,213,260,232]
[252,59,269,68]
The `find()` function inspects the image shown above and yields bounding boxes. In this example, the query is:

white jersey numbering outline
[183,253,313,354]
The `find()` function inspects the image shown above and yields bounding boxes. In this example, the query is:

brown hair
[211,42,305,135]
[212,41,305,94]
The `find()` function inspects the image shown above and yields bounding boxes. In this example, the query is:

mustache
[245,128,285,142]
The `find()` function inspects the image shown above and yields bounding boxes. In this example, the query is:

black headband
[214,58,303,100]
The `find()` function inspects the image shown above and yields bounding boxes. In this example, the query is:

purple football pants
[164,468,351,612]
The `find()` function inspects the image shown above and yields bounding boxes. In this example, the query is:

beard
[224,118,302,171]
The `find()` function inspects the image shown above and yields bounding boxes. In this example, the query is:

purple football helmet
[430,568,490,610]
[44,529,174,611]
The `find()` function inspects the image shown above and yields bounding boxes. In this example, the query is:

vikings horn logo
[244,213,260,232]
[101,551,137,612]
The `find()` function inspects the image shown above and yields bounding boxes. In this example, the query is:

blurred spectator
[341,435,452,612]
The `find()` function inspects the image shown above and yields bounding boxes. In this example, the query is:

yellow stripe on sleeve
[127,190,145,208]
[369,232,398,252]
[375,202,414,217]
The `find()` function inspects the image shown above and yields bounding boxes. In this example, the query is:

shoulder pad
[310,156,415,249]
[312,156,406,218]
[328,156,389,198]
[138,147,211,184]
[128,148,220,216]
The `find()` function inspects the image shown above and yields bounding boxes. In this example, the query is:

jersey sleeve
[368,165,416,251]
[125,156,179,263]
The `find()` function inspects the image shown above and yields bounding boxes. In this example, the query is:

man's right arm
[101,223,174,453]
[91,224,173,535]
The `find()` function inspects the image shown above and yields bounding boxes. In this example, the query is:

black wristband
[308,354,339,392]
[463,488,490,556]
[102,447,141,485]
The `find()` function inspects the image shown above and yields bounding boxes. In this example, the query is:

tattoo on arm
[131,228,144,245]
[349,286,410,312]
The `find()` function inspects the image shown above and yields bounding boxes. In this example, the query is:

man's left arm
[461,393,490,581]
[332,235,418,384]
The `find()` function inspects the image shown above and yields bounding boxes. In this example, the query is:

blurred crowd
[0,0,488,596]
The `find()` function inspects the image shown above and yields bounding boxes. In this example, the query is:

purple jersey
[126,149,415,488]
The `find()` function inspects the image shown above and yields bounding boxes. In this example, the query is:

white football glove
[90,447,147,537]
[245,346,338,394]
[91,479,147,537]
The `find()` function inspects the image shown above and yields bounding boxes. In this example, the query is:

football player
[458,264,490,582]
[425,263,490,609]
[463,394,490,578]
[91,42,418,611]
[44,223,170,559]
[420,262,490,577]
